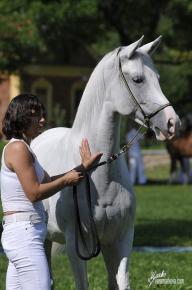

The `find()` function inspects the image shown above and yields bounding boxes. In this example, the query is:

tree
[0,0,104,71]
[98,0,168,45]
[0,0,42,71]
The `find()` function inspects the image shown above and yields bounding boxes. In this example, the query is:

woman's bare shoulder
[4,141,32,170]
[5,141,31,161]
[6,140,28,152]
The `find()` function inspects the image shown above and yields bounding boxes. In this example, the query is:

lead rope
[73,123,148,260]
[73,174,100,260]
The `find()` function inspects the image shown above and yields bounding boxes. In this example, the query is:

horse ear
[139,35,162,55]
[120,35,144,59]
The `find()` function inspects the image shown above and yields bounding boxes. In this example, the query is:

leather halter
[117,47,171,128]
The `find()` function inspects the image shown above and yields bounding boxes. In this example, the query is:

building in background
[0,74,20,137]
[21,64,92,127]
[0,55,95,135]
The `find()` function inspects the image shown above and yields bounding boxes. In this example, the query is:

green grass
[147,164,170,181]
[1,252,192,289]
[133,154,192,246]
[51,253,192,290]
[134,184,192,246]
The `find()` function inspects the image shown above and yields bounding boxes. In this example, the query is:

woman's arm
[4,142,84,202]
[5,139,102,202]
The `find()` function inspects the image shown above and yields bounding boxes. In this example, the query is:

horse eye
[132,76,144,84]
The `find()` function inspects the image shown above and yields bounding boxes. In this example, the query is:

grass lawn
[1,252,192,290]
[133,157,192,246]
[134,184,192,246]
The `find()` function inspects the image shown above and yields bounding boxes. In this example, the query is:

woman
[0,93,102,290]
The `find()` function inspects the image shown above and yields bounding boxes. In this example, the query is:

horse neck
[71,56,121,155]
[72,71,104,136]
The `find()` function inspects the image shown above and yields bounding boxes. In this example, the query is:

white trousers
[1,221,51,290]
[128,154,147,185]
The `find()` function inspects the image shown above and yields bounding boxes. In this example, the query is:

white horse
[32,36,180,290]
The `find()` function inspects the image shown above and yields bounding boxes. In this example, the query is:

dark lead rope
[73,48,173,260]
[73,174,101,260]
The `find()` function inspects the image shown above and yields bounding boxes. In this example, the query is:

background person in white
[126,127,147,185]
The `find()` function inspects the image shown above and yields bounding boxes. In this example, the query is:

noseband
[117,47,171,128]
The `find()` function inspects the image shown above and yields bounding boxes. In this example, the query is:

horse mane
[72,49,119,134]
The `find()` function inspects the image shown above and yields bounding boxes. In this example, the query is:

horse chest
[94,187,135,242]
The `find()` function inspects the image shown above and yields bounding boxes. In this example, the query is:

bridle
[73,48,172,261]
[117,47,171,129]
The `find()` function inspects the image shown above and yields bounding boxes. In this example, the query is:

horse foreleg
[44,239,54,289]
[65,232,88,290]
[101,225,134,290]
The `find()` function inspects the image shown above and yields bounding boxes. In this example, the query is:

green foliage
[161,0,192,49]
[0,1,43,70]
[98,0,168,44]
[31,0,104,64]
[158,62,192,116]
[0,0,104,70]
[0,140,7,163]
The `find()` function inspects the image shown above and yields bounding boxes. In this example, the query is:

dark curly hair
[2,93,47,140]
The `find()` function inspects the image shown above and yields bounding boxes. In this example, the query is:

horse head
[105,36,180,140]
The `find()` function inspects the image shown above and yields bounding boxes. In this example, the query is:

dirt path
[142,150,170,169]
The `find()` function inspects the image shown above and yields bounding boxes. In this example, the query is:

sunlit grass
[134,184,192,246]
[1,252,192,290]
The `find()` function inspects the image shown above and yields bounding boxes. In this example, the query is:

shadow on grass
[1,220,191,251]
[134,218,192,246]
[136,179,186,186]
[135,179,192,186]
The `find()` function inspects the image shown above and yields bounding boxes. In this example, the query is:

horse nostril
[168,118,174,127]
[169,126,175,134]
[168,118,175,134]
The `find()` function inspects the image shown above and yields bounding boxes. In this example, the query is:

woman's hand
[63,170,84,186]
[80,139,103,171]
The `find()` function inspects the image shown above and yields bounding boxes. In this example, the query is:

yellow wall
[23,65,92,77]
[9,74,21,99]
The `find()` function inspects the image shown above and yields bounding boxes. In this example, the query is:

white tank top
[0,138,45,217]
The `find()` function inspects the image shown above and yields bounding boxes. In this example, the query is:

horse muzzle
[153,115,181,141]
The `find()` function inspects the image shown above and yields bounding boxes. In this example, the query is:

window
[71,81,86,124]
[31,78,53,120]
